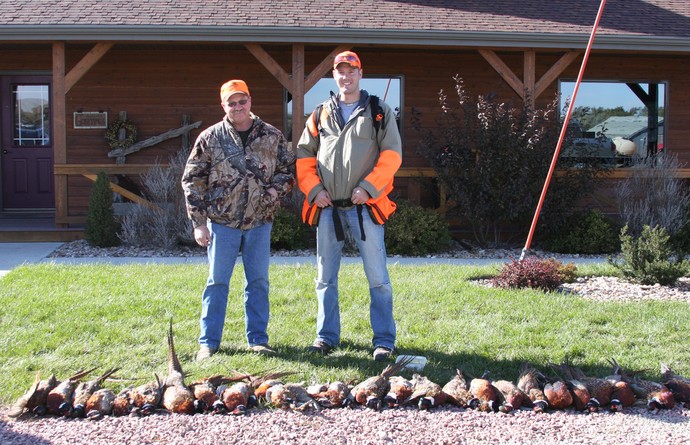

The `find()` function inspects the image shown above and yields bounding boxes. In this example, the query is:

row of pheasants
[8,321,690,420]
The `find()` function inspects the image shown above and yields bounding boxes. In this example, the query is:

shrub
[412,76,611,247]
[384,200,453,256]
[616,153,690,239]
[119,148,193,248]
[85,170,121,247]
[491,257,577,292]
[609,224,689,285]
[538,209,620,254]
[271,207,310,250]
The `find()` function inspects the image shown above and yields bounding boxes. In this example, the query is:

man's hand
[351,187,370,205]
[314,189,332,208]
[194,225,211,247]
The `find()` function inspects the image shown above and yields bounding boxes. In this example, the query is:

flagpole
[520,0,608,261]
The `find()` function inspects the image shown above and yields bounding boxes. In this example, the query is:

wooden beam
[54,164,162,175]
[478,49,524,99]
[535,51,581,98]
[304,45,350,92]
[107,120,202,158]
[83,174,160,211]
[52,42,68,227]
[523,51,536,108]
[65,42,113,93]
[245,43,292,93]
[291,44,305,146]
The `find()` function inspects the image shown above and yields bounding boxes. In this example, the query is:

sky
[559,81,665,110]
[293,79,663,116]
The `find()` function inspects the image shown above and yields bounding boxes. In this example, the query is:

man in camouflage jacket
[182,79,295,360]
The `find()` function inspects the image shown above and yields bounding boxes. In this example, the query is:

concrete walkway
[0,242,607,279]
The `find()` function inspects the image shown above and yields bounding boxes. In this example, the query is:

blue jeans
[199,221,272,349]
[315,206,396,350]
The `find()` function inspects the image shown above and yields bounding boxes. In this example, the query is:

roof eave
[1,26,689,53]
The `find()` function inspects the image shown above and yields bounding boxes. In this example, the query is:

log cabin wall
[1,43,688,220]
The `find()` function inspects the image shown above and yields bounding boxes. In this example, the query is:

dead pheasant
[46,368,96,416]
[315,381,352,409]
[609,358,674,410]
[7,372,42,418]
[517,365,548,412]
[404,374,446,410]
[266,382,321,411]
[491,379,527,413]
[71,368,119,418]
[543,379,573,410]
[468,372,498,412]
[441,369,472,408]
[349,357,414,410]
[383,376,413,408]
[162,320,195,415]
[130,373,164,416]
[85,388,117,420]
[111,386,134,417]
[661,363,690,407]
[219,381,256,415]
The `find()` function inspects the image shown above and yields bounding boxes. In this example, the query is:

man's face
[221,93,252,128]
[333,63,362,96]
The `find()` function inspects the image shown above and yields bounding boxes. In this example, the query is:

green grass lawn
[1,261,689,405]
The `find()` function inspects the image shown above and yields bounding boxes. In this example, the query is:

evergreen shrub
[609,224,689,285]
[271,207,310,250]
[539,209,620,254]
[384,200,452,256]
[85,170,121,247]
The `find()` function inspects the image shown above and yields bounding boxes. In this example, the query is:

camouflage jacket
[181,114,295,230]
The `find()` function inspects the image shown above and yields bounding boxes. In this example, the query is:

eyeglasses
[226,98,249,108]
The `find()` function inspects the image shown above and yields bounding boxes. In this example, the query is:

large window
[285,76,402,141]
[559,80,666,162]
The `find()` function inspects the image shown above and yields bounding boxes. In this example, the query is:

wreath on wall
[105,118,137,150]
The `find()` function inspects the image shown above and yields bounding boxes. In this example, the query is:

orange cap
[220,79,250,101]
[333,51,361,69]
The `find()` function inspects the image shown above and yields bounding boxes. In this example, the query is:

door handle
[2,149,8,154]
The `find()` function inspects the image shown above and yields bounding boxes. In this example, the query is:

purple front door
[1,76,54,210]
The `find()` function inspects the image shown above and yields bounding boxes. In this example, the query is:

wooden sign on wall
[74,111,108,129]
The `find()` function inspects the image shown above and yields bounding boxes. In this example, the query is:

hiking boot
[307,340,333,356]
[249,343,277,355]
[196,346,218,361]
[373,346,393,362]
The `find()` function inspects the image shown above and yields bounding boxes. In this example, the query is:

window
[559,80,666,162]
[12,84,50,147]
[285,76,403,141]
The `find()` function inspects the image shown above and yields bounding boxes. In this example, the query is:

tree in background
[413,75,610,247]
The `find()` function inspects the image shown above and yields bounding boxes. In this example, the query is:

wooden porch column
[291,45,305,146]
[523,51,536,108]
[52,42,68,227]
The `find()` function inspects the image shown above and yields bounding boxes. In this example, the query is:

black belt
[330,199,366,242]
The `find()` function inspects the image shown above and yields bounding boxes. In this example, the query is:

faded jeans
[199,221,272,350]
[314,206,396,350]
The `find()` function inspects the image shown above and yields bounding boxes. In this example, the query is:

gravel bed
[2,404,690,445]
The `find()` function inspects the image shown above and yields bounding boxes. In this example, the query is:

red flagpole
[520,0,608,261]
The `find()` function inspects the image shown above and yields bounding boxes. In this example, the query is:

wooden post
[52,42,68,227]
[291,44,305,147]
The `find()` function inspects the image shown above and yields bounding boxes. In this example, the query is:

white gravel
[3,405,690,445]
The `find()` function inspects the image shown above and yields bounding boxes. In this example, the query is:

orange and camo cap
[333,51,361,69]
[220,79,250,101]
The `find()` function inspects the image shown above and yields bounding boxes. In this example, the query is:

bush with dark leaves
[491,257,577,292]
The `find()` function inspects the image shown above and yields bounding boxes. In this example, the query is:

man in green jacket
[296,51,403,361]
